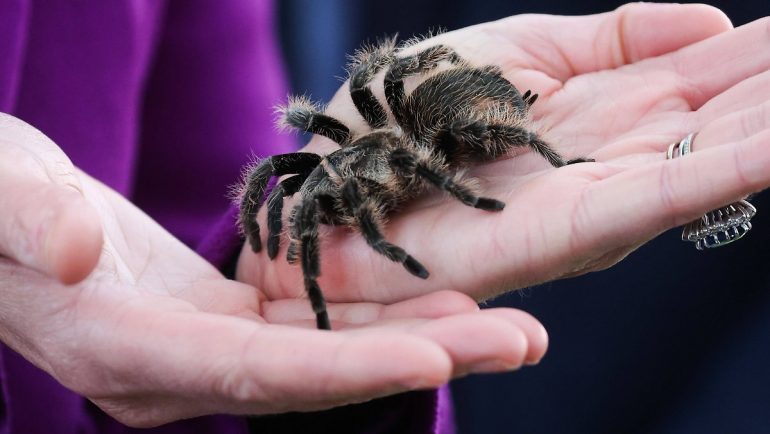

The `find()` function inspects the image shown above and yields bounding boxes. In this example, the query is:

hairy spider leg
[389,148,505,211]
[285,206,301,264]
[266,173,311,259]
[240,152,322,252]
[281,101,351,145]
[436,119,568,168]
[348,45,396,129]
[384,45,465,126]
[477,76,592,165]
[285,192,336,265]
[294,197,332,330]
[341,177,429,279]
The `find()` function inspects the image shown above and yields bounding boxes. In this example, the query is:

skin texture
[0,2,767,428]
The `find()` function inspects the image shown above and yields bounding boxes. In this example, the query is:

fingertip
[47,197,103,284]
[688,3,733,31]
[504,326,530,366]
[618,2,733,62]
[482,309,549,365]
[513,310,549,363]
[525,319,549,365]
[468,323,529,373]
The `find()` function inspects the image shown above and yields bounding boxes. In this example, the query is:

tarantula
[239,39,588,330]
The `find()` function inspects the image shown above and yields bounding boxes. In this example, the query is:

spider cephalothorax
[239,39,588,330]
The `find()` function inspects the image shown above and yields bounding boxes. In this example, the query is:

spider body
[239,40,587,330]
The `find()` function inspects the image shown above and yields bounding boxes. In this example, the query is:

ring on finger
[666,133,756,250]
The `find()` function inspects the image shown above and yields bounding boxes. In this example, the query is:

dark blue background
[278,2,770,433]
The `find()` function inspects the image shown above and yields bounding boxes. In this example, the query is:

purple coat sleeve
[0,1,450,433]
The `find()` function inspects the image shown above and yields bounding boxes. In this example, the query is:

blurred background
[277,2,769,433]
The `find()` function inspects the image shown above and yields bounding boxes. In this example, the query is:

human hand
[238,3,770,303]
[0,113,547,426]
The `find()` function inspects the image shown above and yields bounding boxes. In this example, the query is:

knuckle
[213,366,258,404]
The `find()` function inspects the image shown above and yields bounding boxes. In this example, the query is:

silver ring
[667,133,756,250]
[666,133,694,160]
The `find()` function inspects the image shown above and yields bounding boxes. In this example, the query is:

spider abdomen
[402,67,531,164]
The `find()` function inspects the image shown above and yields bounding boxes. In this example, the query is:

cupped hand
[0,114,547,427]
[238,3,770,302]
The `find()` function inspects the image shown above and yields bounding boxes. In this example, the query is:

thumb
[0,115,102,284]
[612,2,734,64]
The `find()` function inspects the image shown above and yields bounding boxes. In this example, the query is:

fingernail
[469,360,521,374]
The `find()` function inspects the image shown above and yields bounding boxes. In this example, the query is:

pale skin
[0,2,768,428]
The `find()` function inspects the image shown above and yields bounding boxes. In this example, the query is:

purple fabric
[436,385,456,434]
[0,1,449,433]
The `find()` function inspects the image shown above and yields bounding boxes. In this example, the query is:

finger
[584,130,770,250]
[341,309,543,375]
[667,17,770,109]
[261,289,479,326]
[588,86,770,162]
[85,311,453,426]
[601,100,770,166]
[0,114,103,283]
[262,295,544,371]
[406,312,532,375]
[697,70,770,121]
[0,163,102,284]
[481,308,549,365]
[696,101,770,153]
[499,3,732,82]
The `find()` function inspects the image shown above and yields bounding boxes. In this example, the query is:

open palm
[0,114,551,426]
[238,4,770,304]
